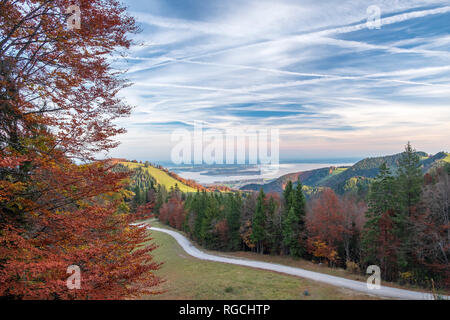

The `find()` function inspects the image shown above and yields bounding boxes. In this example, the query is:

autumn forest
[1,0,449,301]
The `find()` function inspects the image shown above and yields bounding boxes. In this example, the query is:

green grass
[141,224,379,300]
[317,167,348,185]
[443,153,450,163]
[146,221,448,298]
[121,162,199,193]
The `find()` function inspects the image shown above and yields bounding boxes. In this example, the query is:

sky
[108,0,450,163]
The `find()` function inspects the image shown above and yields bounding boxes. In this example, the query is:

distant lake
[171,162,355,185]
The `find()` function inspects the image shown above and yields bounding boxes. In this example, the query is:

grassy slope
[316,167,348,185]
[146,221,449,297]
[444,153,450,163]
[218,251,443,294]
[121,162,198,193]
[142,222,378,300]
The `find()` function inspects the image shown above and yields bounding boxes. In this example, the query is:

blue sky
[109,0,450,162]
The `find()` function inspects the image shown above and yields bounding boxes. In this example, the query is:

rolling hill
[241,151,450,195]
[119,161,199,193]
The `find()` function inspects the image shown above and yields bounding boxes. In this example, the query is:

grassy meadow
[142,224,380,300]
[121,162,199,193]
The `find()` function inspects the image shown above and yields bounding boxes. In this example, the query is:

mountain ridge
[240,151,450,195]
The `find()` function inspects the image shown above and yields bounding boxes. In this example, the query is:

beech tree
[159,193,185,230]
[409,164,450,287]
[307,189,344,241]
[340,195,366,264]
[0,0,162,299]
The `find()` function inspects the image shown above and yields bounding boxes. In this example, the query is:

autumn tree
[306,189,349,266]
[340,195,367,264]
[214,219,230,251]
[0,0,161,299]
[409,164,450,287]
[159,194,185,230]
[240,193,257,251]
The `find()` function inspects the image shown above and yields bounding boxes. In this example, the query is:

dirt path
[150,226,445,300]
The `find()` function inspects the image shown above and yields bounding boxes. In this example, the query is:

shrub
[346,260,360,274]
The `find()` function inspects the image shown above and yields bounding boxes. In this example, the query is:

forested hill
[241,151,450,195]
[114,161,232,194]
[117,161,199,193]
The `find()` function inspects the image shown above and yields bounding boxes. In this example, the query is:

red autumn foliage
[306,189,360,263]
[424,173,434,185]
[0,0,162,299]
[159,196,186,230]
[410,167,450,287]
[376,209,401,281]
[135,202,156,220]
[215,219,230,244]
[307,189,348,247]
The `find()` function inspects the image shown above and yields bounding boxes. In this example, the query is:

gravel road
[150,226,447,300]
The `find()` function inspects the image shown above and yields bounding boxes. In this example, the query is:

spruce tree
[397,142,423,215]
[251,189,266,254]
[395,142,423,270]
[282,179,307,257]
[265,195,281,254]
[226,193,242,251]
[154,184,167,214]
[283,180,294,209]
[362,163,400,277]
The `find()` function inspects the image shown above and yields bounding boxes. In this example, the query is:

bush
[346,260,360,274]
[399,271,414,285]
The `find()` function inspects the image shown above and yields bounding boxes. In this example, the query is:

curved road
[150,226,444,300]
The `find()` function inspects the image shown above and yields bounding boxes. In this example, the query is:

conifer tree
[226,193,243,251]
[362,163,401,279]
[395,142,424,270]
[282,179,307,256]
[397,142,423,215]
[251,189,267,254]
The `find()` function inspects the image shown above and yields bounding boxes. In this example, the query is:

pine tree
[284,180,294,210]
[154,184,168,215]
[251,189,267,254]
[226,193,243,251]
[395,142,424,270]
[362,163,401,279]
[397,142,423,215]
[282,179,307,257]
[193,191,207,241]
[265,194,283,254]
